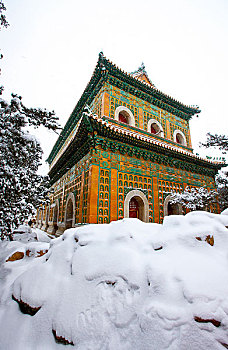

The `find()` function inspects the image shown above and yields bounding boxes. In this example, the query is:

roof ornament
[98,51,107,74]
[131,62,147,75]
[130,62,156,88]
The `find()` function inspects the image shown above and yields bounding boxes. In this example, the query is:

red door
[129,198,139,218]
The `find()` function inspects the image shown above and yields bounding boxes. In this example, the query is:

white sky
[1,0,228,174]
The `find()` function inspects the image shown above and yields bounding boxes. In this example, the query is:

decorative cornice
[95,136,219,177]
[89,114,224,170]
[48,112,225,184]
[124,186,148,198]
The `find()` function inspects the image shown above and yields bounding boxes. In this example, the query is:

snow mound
[221,208,228,216]
[1,212,228,349]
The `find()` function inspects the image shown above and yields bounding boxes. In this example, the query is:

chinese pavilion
[37,53,223,235]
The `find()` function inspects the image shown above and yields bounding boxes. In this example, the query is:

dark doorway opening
[119,112,128,124]
[53,205,58,232]
[66,199,73,229]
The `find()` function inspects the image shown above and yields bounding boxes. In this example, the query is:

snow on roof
[90,113,224,166]
[1,211,228,349]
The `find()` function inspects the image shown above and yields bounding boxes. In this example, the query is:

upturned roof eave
[47,59,106,164]
[98,52,200,117]
[49,112,224,176]
[47,53,200,164]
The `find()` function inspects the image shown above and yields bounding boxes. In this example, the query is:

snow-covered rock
[1,212,228,349]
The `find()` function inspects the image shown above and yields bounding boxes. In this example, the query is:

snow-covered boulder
[12,224,37,242]
[1,212,228,349]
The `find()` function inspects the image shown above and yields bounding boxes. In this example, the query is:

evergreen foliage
[0,0,9,30]
[202,132,228,211]
[0,0,9,94]
[201,133,228,152]
[170,186,218,211]
[172,133,228,212]
[0,94,61,239]
[216,171,228,211]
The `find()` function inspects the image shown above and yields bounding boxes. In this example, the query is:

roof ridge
[98,52,200,114]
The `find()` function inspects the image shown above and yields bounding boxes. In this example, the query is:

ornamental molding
[95,137,218,177]
[124,186,148,198]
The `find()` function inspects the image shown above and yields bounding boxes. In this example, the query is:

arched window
[176,134,183,145]
[119,113,128,124]
[114,106,135,126]
[173,130,187,146]
[147,119,164,137]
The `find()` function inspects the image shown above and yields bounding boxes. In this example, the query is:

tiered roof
[47,53,200,165]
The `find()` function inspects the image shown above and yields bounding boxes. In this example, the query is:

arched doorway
[65,193,75,229]
[164,195,183,217]
[66,199,73,229]
[167,202,181,215]
[53,201,59,232]
[124,190,149,222]
[44,205,50,231]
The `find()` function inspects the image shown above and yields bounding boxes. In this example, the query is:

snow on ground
[1,211,228,349]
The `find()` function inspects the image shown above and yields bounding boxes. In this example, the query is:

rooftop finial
[130,62,147,75]
[139,62,146,73]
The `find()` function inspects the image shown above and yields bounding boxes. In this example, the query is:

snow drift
[1,211,228,349]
